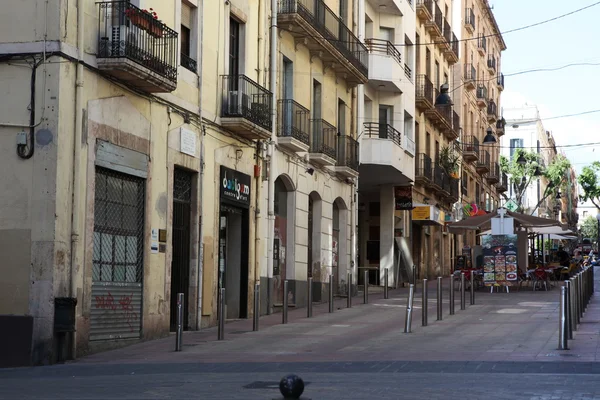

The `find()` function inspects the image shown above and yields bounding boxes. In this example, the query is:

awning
[412,204,445,226]
[448,208,560,233]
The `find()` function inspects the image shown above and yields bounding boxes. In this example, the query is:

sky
[489,0,600,176]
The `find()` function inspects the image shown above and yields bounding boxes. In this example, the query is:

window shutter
[181,3,192,29]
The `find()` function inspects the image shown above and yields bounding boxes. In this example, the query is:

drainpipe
[70,0,85,358]
[196,0,205,332]
[266,0,278,314]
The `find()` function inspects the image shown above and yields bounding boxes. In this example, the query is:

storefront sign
[394,186,413,210]
[220,166,251,207]
[482,234,519,287]
[412,206,431,221]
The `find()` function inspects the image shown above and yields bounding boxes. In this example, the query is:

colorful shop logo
[463,203,485,217]
[222,171,250,201]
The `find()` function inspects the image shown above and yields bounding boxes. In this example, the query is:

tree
[499,149,571,215]
[581,215,598,241]
[579,161,600,209]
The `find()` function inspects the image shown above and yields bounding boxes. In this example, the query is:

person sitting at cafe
[574,250,583,263]
[556,246,570,267]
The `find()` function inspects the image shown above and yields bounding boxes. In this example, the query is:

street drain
[545,353,580,357]
[244,381,311,390]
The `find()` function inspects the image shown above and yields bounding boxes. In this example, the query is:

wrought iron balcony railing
[181,53,197,73]
[310,119,337,159]
[416,74,434,106]
[404,63,412,80]
[336,135,359,172]
[97,1,178,85]
[487,100,497,118]
[433,3,443,34]
[365,38,401,66]
[363,122,402,147]
[465,8,475,30]
[443,19,452,44]
[478,35,487,52]
[497,73,505,88]
[464,63,476,81]
[462,135,479,157]
[277,99,310,145]
[477,85,488,100]
[417,0,433,18]
[416,153,432,180]
[487,56,496,71]
[278,0,368,76]
[221,75,273,131]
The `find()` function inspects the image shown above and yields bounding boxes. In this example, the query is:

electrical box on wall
[16,131,27,145]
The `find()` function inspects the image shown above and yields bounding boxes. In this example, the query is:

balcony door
[282,58,294,136]
[229,18,240,79]
[379,105,391,139]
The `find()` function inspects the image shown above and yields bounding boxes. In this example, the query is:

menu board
[481,234,518,287]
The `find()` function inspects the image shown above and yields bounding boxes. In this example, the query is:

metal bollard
[437,277,443,321]
[404,284,415,333]
[384,269,389,299]
[460,272,466,311]
[218,288,225,340]
[422,279,428,327]
[347,272,352,308]
[329,276,334,313]
[307,277,313,318]
[412,265,417,285]
[574,275,581,326]
[579,273,584,318]
[175,292,184,351]
[282,280,289,324]
[570,277,577,331]
[470,271,475,305]
[559,285,568,350]
[565,280,573,340]
[449,274,455,315]
[253,283,260,332]
[364,270,369,304]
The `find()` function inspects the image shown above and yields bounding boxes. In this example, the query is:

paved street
[2,268,600,399]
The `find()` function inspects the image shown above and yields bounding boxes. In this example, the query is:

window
[510,138,524,159]
[180,2,197,72]
[475,183,480,205]
[229,18,240,77]
[462,171,468,196]
[583,211,589,218]
[338,99,346,135]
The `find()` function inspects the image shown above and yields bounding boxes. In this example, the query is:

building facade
[412,0,460,278]
[454,0,506,255]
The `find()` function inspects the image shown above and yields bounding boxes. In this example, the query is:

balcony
[476,149,490,175]
[487,56,497,75]
[331,135,359,178]
[497,172,508,193]
[181,53,197,73]
[476,85,488,109]
[277,99,311,152]
[404,63,412,81]
[366,0,402,15]
[438,19,452,51]
[465,8,475,33]
[487,162,500,184]
[96,1,178,93]
[432,105,458,140]
[487,100,498,123]
[415,153,432,185]
[365,38,403,92]
[497,73,505,91]
[425,3,443,39]
[496,118,506,137]
[360,123,414,187]
[416,75,434,111]
[445,176,459,202]
[309,119,337,166]
[461,135,479,163]
[477,35,487,56]
[221,75,273,139]
[416,0,433,22]
[464,64,476,90]
[445,32,459,65]
[429,166,444,192]
[451,110,460,140]
[278,0,368,85]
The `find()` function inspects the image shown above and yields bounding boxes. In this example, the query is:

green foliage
[579,162,600,209]
[581,215,599,240]
[439,145,461,175]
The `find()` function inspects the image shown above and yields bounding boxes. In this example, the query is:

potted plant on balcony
[439,144,461,179]
[125,8,163,38]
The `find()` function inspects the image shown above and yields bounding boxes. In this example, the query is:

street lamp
[483,127,496,144]
[434,83,453,106]
[516,152,527,165]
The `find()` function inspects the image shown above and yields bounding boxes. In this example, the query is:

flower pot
[148,23,163,38]
[129,13,150,31]
[450,171,459,179]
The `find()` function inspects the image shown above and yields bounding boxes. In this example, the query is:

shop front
[412,205,445,279]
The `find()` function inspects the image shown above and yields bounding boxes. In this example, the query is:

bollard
[460,272,466,311]
[282,280,289,324]
[404,284,415,333]
[449,274,455,315]
[559,285,568,350]
[384,269,389,299]
[437,277,443,321]
[574,275,581,326]
[565,280,573,340]
[470,271,475,305]
[347,272,352,308]
[329,276,334,313]
[307,277,313,318]
[218,288,225,340]
[422,279,428,327]
[570,277,577,332]
[579,273,584,318]
[175,293,184,351]
[412,265,416,285]
[364,270,369,304]
[253,284,260,332]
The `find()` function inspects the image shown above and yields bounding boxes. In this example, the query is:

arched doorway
[308,191,322,302]
[274,175,295,306]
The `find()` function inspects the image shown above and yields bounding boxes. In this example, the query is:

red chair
[533,268,548,291]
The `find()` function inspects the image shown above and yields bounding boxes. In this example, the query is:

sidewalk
[76,271,600,365]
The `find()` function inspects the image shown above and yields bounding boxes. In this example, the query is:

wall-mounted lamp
[306,167,315,176]
[483,127,496,144]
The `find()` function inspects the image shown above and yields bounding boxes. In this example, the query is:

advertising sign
[394,186,413,210]
[481,234,519,287]
[220,166,251,207]
[412,206,431,221]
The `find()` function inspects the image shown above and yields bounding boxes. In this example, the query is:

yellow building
[454,0,506,262]
[411,0,460,279]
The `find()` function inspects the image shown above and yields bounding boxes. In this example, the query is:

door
[170,168,192,331]
[379,106,390,138]
[282,59,294,136]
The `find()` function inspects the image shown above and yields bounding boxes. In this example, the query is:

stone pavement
[1,268,600,399]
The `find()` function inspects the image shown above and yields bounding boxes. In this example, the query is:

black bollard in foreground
[278,374,305,399]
